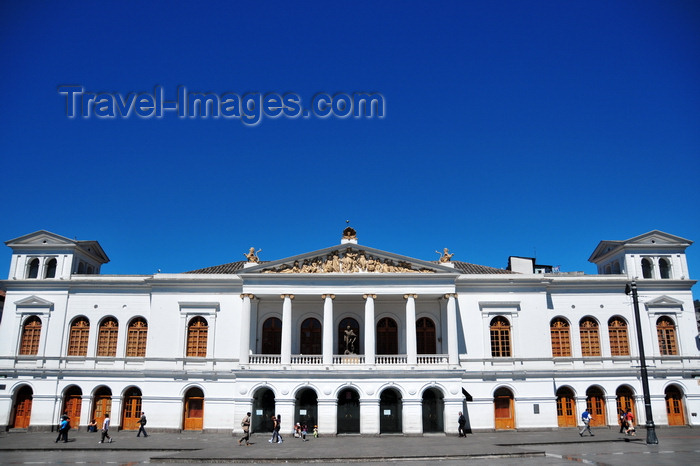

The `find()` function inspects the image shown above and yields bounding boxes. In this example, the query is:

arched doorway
[586,386,607,427]
[295,388,318,430]
[377,317,398,355]
[616,385,636,428]
[300,318,322,354]
[252,388,276,433]
[183,387,204,431]
[494,387,514,430]
[62,386,82,429]
[416,317,436,354]
[379,388,402,433]
[556,387,576,427]
[665,385,686,426]
[121,387,142,430]
[262,317,282,354]
[422,388,444,433]
[91,386,112,429]
[11,385,33,428]
[337,387,360,434]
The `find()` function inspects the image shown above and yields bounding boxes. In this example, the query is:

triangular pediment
[5,230,76,247]
[15,295,54,307]
[644,295,685,307]
[239,243,459,275]
[589,230,693,263]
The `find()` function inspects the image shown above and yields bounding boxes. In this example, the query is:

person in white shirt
[99,414,112,443]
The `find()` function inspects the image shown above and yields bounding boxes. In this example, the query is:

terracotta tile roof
[450,261,515,274]
[186,261,252,274]
[186,260,512,275]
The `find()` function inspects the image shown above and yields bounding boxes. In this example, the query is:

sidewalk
[0,427,669,463]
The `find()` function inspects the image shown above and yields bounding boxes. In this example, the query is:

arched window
[612,261,621,274]
[19,316,42,355]
[550,318,571,357]
[490,317,511,357]
[77,262,85,274]
[641,258,652,278]
[338,318,360,354]
[656,317,678,355]
[416,317,436,354]
[300,318,322,354]
[262,317,282,354]
[376,317,398,355]
[45,258,57,278]
[604,265,612,274]
[126,318,148,357]
[579,317,601,357]
[608,317,630,356]
[97,318,119,357]
[27,258,40,279]
[659,258,670,279]
[68,317,90,356]
[186,317,208,357]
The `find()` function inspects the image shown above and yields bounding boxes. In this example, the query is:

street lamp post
[625,280,659,445]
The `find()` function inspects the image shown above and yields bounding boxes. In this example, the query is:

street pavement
[0,427,699,464]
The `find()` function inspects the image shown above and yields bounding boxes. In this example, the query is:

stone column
[404,294,417,365]
[322,294,335,365]
[445,293,459,365]
[360,397,380,435]
[363,294,376,365]
[239,294,254,365]
[281,294,294,365]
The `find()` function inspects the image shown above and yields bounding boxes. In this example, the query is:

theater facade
[0,228,698,434]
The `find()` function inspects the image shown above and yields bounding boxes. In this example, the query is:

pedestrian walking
[269,415,279,443]
[137,412,148,437]
[618,409,627,433]
[55,413,70,443]
[239,412,251,446]
[275,414,283,443]
[625,409,636,436]
[99,414,112,443]
[579,409,594,437]
[458,411,467,437]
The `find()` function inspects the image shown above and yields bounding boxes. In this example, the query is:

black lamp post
[625,280,659,444]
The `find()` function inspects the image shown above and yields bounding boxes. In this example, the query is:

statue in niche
[244,247,261,262]
[357,252,367,271]
[436,248,454,263]
[343,325,357,354]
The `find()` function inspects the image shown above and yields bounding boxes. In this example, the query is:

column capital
[281,294,295,300]
[443,293,458,299]
[321,294,335,300]
[363,294,377,299]
[240,293,256,299]
[403,293,418,300]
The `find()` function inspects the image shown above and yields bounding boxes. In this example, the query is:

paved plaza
[1,427,699,464]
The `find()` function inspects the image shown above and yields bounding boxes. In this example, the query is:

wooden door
[377,318,398,354]
[587,393,607,427]
[666,386,686,426]
[121,390,142,430]
[12,387,33,428]
[92,393,112,429]
[416,318,436,354]
[494,392,514,430]
[184,395,204,430]
[63,394,82,428]
[556,391,576,427]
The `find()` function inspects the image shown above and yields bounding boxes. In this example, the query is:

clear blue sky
[1,1,698,297]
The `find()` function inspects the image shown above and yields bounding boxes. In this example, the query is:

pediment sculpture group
[261,249,435,274]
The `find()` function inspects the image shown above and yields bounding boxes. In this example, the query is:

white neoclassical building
[0,228,698,435]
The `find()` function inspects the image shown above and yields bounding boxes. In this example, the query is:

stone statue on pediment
[244,247,261,262]
[437,248,454,263]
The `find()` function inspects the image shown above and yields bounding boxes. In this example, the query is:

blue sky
[1,1,698,296]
